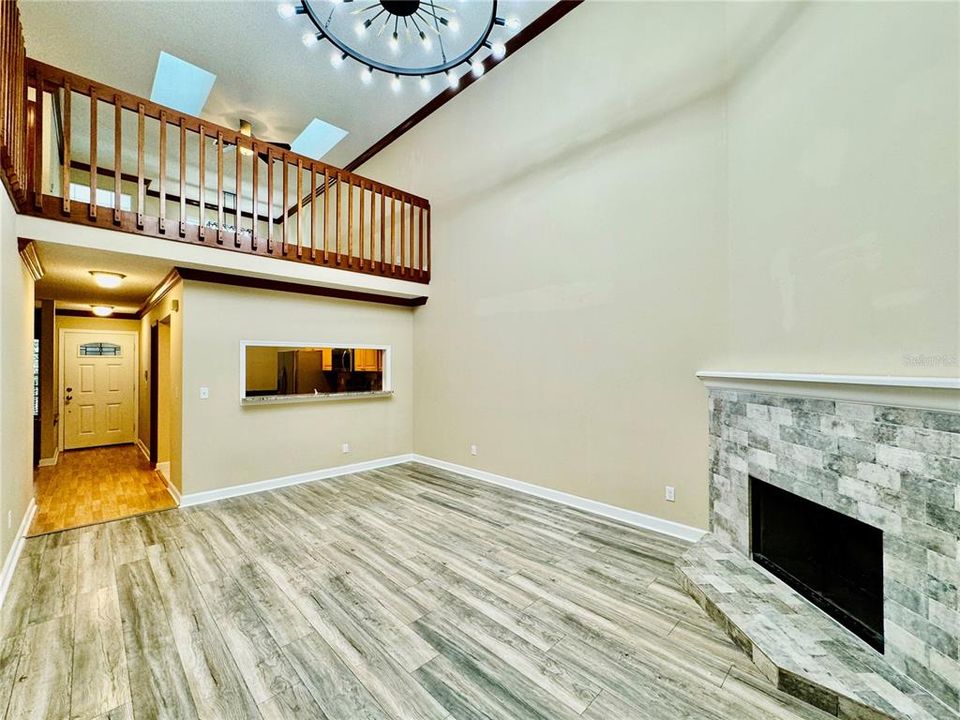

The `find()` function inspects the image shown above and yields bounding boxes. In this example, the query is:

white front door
[63,331,136,449]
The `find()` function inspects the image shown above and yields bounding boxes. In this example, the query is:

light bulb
[505,17,520,31]
[361,66,373,84]
[330,51,345,68]
[471,59,484,78]
[389,32,399,52]
[91,305,114,317]
[391,74,402,92]
[301,31,319,48]
[419,31,431,50]
[447,18,460,32]
[491,42,506,60]
[276,3,297,19]
[446,70,459,89]
[419,75,430,92]
[355,20,368,36]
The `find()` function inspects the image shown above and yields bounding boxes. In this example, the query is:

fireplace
[750,477,884,652]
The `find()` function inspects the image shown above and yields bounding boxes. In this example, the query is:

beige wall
[139,282,183,491]
[0,190,36,562]
[157,320,171,463]
[179,280,413,495]
[360,1,959,529]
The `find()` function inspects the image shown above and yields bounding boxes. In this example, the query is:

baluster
[88,90,97,218]
[400,197,406,275]
[216,130,223,244]
[408,198,414,275]
[310,164,317,260]
[419,204,424,277]
[322,167,329,263]
[266,148,273,252]
[113,97,121,223]
[368,182,375,271]
[32,73,42,209]
[359,180,365,270]
[335,172,342,265]
[380,188,386,273]
[198,125,206,240]
[61,83,70,214]
[347,178,354,267]
[179,118,186,236]
[251,141,258,250]
[158,110,166,233]
[391,192,397,274]
[136,103,145,228]
[235,134,242,247]
[296,158,303,257]
[281,157,288,255]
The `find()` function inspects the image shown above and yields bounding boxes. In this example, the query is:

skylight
[290,118,349,160]
[149,51,216,116]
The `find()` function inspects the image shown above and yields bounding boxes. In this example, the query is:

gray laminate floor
[0,462,836,720]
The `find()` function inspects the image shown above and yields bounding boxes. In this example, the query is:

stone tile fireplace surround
[698,373,959,714]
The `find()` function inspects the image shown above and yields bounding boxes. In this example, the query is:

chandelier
[277,0,520,91]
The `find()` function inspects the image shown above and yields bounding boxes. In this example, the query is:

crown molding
[17,239,43,281]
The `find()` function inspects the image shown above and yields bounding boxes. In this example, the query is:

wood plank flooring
[1,462,837,720]
[30,445,177,537]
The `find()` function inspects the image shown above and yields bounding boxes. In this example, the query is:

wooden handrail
[9,56,432,285]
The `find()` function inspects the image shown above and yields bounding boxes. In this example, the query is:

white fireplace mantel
[696,371,960,412]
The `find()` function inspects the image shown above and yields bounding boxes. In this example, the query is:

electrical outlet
[470,444,478,456]
[342,442,351,454]
[199,386,209,400]
[665,486,676,502]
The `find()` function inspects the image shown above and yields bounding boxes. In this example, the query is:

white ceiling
[34,243,174,314]
[20,0,554,168]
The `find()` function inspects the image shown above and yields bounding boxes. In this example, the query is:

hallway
[29,445,177,536]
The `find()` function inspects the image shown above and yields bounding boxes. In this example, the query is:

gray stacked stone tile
[707,389,960,712]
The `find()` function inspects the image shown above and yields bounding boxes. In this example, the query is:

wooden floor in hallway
[29,444,178,537]
[0,463,835,720]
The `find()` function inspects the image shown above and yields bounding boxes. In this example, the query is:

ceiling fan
[215,119,291,154]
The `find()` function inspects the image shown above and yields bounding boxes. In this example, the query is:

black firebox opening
[750,477,884,653]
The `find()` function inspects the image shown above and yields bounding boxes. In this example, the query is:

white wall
[360,1,959,529]
[0,189,36,562]
[179,280,414,496]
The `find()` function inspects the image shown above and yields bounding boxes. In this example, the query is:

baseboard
[155,461,181,504]
[38,447,59,467]
[412,455,707,543]
[136,438,150,463]
[0,499,37,611]
[179,454,415,508]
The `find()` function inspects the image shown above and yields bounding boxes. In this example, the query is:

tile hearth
[678,535,959,720]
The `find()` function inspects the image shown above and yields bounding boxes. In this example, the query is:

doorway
[60,329,137,449]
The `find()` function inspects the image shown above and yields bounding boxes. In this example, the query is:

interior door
[63,331,136,450]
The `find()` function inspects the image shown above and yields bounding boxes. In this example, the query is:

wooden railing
[13,58,430,282]
[0,0,27,206]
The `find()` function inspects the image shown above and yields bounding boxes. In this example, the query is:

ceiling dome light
[361,66,374,84]
[490,41,506,60]
[419,75,430,92]
[446,70,459,89]
[470,59,484,78]
[391,74,402,92]
[90,271,125,289]
[276,3,298,19]
[91,305,115,317]
[302,31,319,47]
